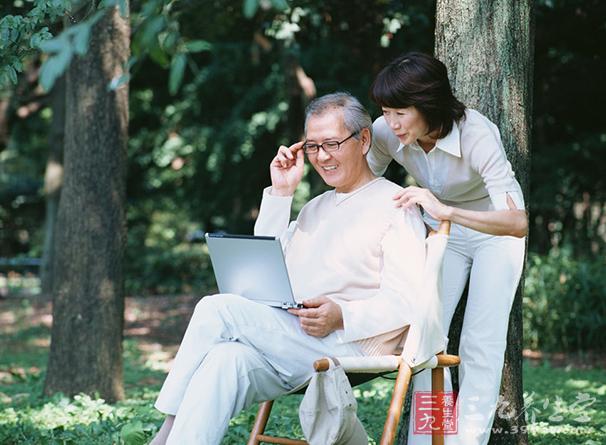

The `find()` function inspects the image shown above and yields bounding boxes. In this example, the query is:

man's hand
[270,141,305,196]
[288,296,343,337]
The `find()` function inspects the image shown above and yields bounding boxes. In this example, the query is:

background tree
[434,1,534,444]
[40,74,64,296]
[43,2,129,401]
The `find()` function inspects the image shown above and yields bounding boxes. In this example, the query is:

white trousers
[154,293,364,445]
[408,221,526,445]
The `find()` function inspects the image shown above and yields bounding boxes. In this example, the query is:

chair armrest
[436,353,460,367]
[438,220,451,235]
[314,355,402,373]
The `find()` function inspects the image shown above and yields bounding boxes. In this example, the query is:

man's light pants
[408,221,525,445]
[155,293,364,445]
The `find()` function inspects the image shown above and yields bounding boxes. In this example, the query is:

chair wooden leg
[380,364,413,445]
[248,400,274,445]
[431,368,444,445]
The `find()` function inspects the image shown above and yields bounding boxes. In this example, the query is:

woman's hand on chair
[393,186,452,221]
[288,296,343,337]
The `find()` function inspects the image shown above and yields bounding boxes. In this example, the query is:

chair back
[401,221,450,367]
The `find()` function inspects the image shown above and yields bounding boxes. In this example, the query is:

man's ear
[360,127,372,155]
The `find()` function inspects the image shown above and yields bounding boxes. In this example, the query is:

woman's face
[381,106,430,146]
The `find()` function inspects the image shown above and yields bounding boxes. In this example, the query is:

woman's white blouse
[369,109,525,211]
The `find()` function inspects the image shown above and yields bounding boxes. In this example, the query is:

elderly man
[150,92,426,444]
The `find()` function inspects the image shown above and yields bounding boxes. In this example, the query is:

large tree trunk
[44,3,129,402]
[40,74,65,297]
[433,1,534,444]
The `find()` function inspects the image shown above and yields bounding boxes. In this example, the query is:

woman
[368,52,527,445]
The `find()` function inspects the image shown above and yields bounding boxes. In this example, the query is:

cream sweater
[254,177,426,356]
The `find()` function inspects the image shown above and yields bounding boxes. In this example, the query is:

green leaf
[120,421,148,445]
[183,40,211,53]
[161,31,180,52]
[29,27,52,49]
[118,0,128,17]
[39,46,72,91]
[72,23,91,55]
[140,15,166,48]
[148,40,170,67]
[243,0,259,18]
[7,66,17,84]
[169,53,186,95]
[271,0,289,10]
[39,34,66,53]
[108,73,130,91]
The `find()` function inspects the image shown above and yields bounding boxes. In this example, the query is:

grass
[1,297,605,444]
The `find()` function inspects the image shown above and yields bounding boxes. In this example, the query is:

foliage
[0,0,69,88]
[524,251,606,352]
[124,203,214,295]
[530,0,606,257]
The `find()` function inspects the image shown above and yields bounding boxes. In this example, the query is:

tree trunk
[40,74,65,297]
[433,1,534,444]
[44,3,129,402]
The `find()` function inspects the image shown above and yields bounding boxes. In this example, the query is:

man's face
[304,111,370,193]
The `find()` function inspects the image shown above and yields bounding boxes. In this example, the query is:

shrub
[524,251,606,352]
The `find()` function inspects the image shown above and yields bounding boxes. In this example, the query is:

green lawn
[1,298,604,444]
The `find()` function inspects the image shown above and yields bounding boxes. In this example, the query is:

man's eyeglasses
[302,131,359,154]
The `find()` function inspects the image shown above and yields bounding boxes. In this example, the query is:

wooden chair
[248,221,459,445]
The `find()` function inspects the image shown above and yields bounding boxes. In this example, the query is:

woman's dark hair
[370,52,466,138]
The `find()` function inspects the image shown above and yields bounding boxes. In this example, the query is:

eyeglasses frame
[302,130,360,155]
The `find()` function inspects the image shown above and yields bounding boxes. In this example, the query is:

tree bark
[40,74,65,297]
[44,3,129,402]
[433,1,534,444]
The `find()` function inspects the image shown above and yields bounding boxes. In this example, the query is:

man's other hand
[288,296,343,337]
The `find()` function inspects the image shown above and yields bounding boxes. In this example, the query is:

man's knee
[192,293,242,322]
[204,342,287,405]
[203,342,270,388]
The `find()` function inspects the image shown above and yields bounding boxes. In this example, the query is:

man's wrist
[270,186,295,197]
[443,205,455,221]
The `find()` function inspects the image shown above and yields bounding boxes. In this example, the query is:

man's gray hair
[304,92,372,140]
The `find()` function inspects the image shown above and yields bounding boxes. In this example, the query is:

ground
[0,295,605,444]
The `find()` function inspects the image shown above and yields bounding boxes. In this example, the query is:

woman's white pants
[154,293,363,445]
[407,221,526,445]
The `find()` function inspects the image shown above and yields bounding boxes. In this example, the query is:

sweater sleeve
[333,206,426,343]
[367,117,396,177]
[253,187,297,249]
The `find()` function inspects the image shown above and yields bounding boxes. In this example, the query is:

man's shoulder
[368,178,404,197]
[370,179,424,222]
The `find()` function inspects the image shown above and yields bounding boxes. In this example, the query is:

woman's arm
[447,197,528,237]
[394,187,528,238]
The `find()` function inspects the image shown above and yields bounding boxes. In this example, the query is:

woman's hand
[270,141,305,196]
[288,296,343,337]
[393,186,452,220]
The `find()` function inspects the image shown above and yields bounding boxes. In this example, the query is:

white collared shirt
[368,109,525,211]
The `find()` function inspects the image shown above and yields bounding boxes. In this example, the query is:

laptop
[205,233,304,309]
